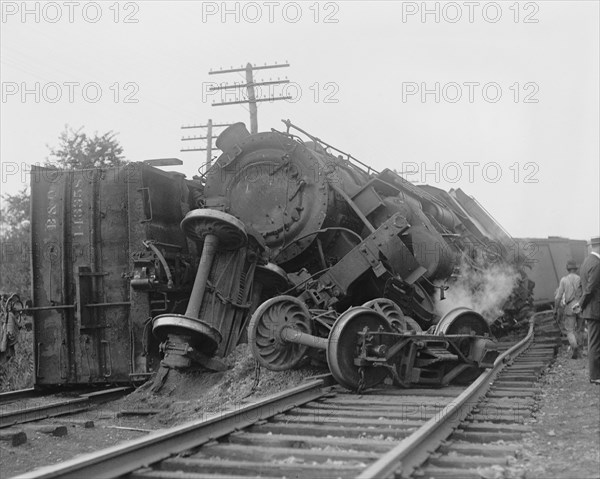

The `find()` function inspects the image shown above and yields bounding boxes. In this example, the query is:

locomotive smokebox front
[204,123,362,269]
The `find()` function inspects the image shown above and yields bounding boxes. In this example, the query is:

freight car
[28,164,203,386]
[28,121,531,390]
[516,236,587,309]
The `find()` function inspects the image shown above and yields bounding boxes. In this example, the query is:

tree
[0,127,126,297]
[45,126,126,169]
[0,127,126,390]
[0,188,30,235]
[0,188,31,298]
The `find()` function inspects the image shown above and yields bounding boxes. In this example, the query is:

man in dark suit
[579,236,600,384]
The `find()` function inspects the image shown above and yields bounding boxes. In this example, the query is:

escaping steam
[435,259,520,324]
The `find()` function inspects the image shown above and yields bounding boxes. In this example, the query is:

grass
[0,328,34,392]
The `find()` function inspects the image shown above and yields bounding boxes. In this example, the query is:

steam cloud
[435,260,520,324]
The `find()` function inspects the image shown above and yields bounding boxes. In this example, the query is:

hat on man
[566,260,578,271]
[589,237,600,246]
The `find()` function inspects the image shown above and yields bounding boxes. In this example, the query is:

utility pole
[180,119,233,171]
[246,66,258,134]
[209,62,291,134]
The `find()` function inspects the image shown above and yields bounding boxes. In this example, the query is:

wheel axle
[152,209,247,369]
[248,296,498,391]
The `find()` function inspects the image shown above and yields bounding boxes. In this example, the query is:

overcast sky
[1,0,598,240]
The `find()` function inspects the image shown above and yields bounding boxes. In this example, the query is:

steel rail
[0,398,89,428]
[0,388,39,405]
[358,313,539,479]
[14,377,333,479]
[0,387,131,429]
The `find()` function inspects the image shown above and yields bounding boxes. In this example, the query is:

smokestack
[216,122,251,157]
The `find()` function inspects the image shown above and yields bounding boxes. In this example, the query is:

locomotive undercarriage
[142,121,518,390]
[27,121,522,389]
[248,297,498,391]
[149,202,498,390]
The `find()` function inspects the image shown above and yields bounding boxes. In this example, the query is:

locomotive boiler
[27,120,530,391]
[151,121,521,390]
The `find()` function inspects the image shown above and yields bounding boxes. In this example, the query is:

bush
[0,328,34,392]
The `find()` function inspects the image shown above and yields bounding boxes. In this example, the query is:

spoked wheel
[327,307,393,391]
[248,296,313,371]
[362,298,423,333]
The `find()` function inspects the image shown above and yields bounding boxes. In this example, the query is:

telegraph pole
[180,119,233,171]
[246,65,258,134]
[206,120,213,163]
[209,62,291,133]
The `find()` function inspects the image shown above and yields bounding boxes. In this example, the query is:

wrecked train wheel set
[27,120,532,391]
[13,311,560,479]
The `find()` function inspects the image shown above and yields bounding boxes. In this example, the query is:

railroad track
[0,387,132,429]
[0,388,43,406]
[16,311,559,479]
[415,310,560,479]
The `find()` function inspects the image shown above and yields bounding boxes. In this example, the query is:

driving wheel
[248,295,313,371]
[363,298,422,333]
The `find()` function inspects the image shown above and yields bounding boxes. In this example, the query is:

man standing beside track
[579,237,600,385]
[555,260,583,358]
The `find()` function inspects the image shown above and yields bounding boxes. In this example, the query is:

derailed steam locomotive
[28,121,531,390]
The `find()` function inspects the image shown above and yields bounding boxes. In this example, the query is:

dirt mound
[119,344,323,427]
